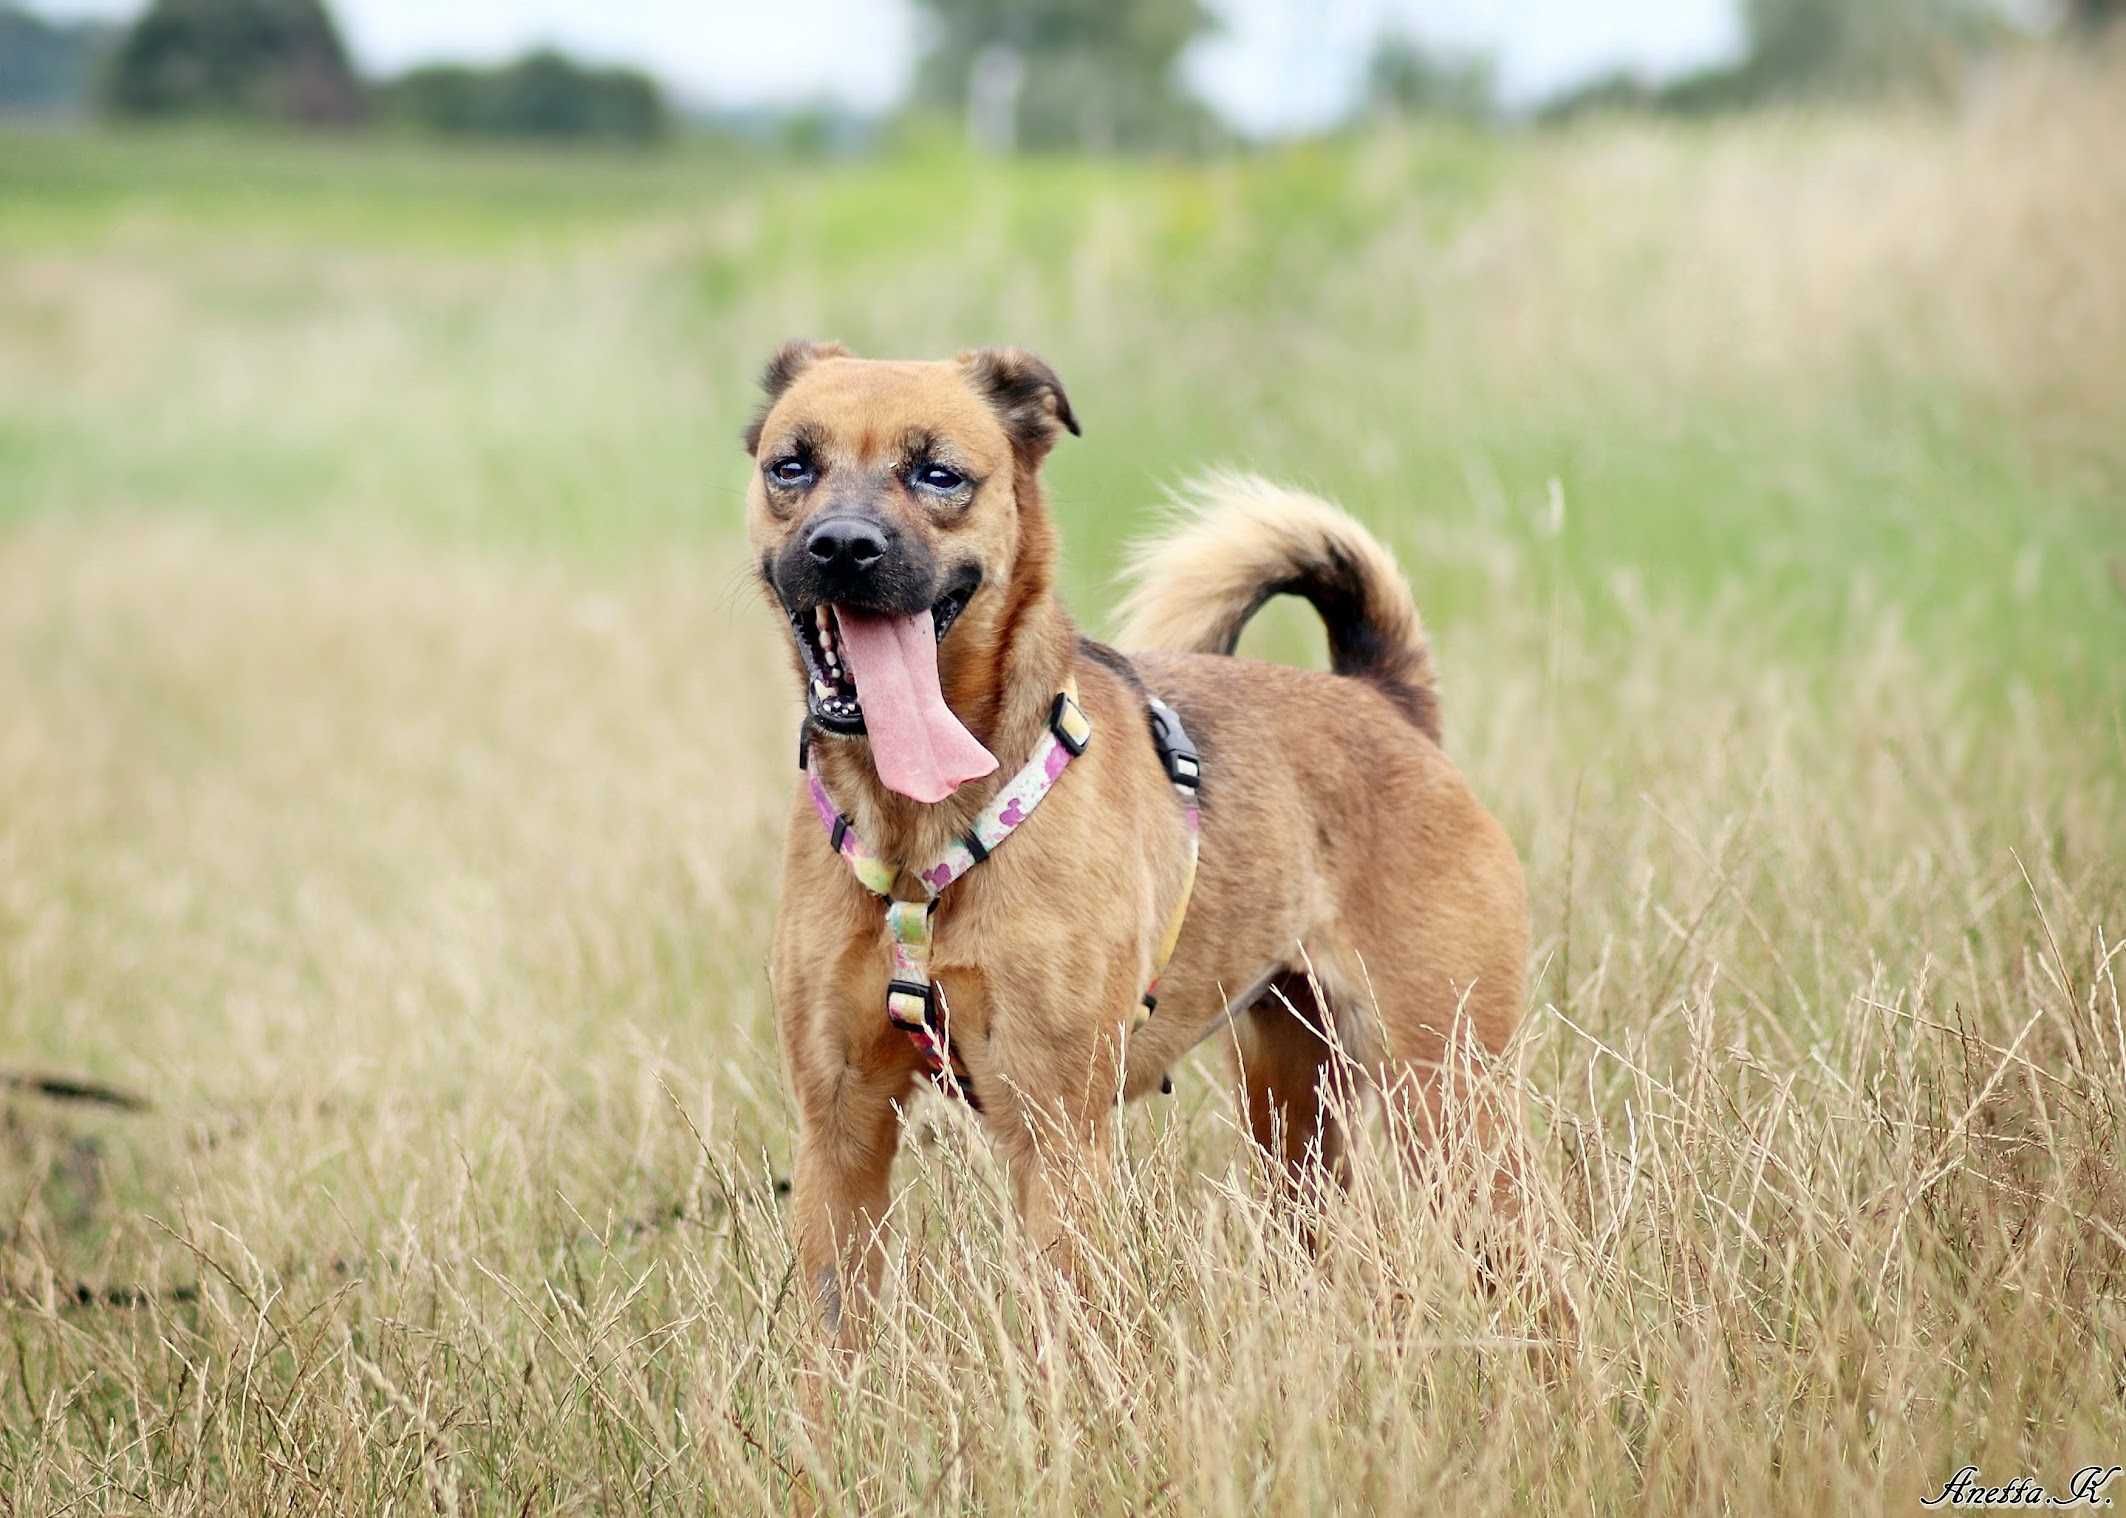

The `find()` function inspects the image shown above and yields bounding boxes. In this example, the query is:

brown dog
[745,342,1530,1342]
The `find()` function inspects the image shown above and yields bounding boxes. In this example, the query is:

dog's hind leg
[1232,969,1363,1216]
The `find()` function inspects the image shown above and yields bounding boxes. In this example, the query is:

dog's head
[743,342,1079,803]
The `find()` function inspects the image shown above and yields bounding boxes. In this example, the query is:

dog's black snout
[805,516,888,574]
[780,507,929,614]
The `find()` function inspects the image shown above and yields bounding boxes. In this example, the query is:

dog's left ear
[959,347,1081,465]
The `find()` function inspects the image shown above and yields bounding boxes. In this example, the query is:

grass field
[3,41,2124,1514]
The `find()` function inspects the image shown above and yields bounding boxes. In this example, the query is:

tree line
[1374,0,2114,127]
[3,0,2120,150]
[0,0,669,143]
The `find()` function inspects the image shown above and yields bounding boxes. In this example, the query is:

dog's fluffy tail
[1115,472,1440,742]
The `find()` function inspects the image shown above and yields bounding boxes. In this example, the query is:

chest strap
[805,682,1202,1108]
[1132,696,1202,1032]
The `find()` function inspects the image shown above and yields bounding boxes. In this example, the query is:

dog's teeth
[813,678,832,700]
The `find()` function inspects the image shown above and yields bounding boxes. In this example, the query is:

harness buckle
[1145,698,1200,791]
[885,979,935,1031]
[1048,691,1092,756]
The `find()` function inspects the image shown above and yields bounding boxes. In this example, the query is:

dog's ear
[742,339,850,455]
[959,347,1081,465]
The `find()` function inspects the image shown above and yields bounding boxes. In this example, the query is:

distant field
[2,45,2123,1515]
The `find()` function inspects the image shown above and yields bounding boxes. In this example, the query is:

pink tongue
[834,607,997,803]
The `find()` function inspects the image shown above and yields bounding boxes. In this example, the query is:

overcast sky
[32,0,1745,131]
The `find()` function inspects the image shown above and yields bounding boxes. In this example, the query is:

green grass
[3,118,2116,690]
[0,126,761,249]
[2,48,2124,1514]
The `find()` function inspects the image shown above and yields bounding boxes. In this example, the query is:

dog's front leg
[992,1104,1113,1290]
[787,1057,908,1352]
[783,1050,907,1509]
[979,958,1140,1289]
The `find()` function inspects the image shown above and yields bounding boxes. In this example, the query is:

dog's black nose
[805,516,887,574]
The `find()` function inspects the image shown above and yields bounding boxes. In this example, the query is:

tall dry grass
[3,43,2124,1517]
[4,521,2119,1511]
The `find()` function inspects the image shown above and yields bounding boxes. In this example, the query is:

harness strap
[882,899,978,1103]
[805,682,1091,1108]
[805,679,1203,1107]
[1132,696,1202,1030]
[808,777,897,897]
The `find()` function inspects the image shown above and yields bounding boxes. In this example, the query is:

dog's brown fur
[745,344,1530,1344]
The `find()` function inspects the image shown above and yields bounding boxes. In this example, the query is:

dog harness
[803,681,1201,1109]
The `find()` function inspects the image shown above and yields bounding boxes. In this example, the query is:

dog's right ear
[741,339,850,455]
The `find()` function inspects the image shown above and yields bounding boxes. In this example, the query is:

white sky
[31,0,1745,131]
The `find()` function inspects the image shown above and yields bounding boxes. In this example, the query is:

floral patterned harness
[803,681,1202,1111]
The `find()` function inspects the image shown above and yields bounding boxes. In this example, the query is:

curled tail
[1115,472,1440,742]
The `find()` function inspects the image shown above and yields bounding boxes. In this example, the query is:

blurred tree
[1724,0,2001,102]
[382,64,481,134]
[0,5,117,115]
[379,51,668,145]
[1364,32,1497,124]
[914,0,1222,152]
[1542,0,2008,119]
[103,0,366,124]
[1533,69,1658,123]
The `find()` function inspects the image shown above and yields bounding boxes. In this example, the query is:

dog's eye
[768,457,813,487]
[913,465,965,494]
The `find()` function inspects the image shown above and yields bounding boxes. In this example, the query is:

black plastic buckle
[1145,698,1200,791]
[1048,691,1091,755]
[886,978,936,1027]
